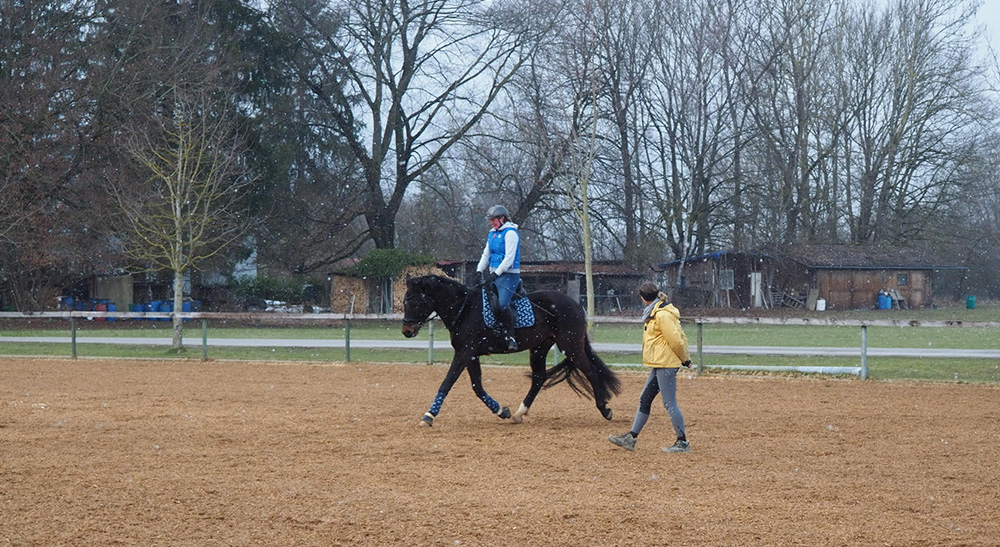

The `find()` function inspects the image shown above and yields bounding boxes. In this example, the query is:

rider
[476,205,521,350]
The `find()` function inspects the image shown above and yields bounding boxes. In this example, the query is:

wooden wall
[815,269,930,310]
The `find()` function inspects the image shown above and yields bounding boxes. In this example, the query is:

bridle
[402,291,437,329]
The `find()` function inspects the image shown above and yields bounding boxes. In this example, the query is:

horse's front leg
[467,356,511,420]
[419,356,469,427]
[512,343,553,423]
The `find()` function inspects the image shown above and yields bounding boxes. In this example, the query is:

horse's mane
[414,275,470,297]
[422,274,464,287]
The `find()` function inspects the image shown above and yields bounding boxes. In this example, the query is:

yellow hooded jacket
[642,300,691,368]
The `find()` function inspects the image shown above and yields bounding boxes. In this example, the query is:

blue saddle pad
[481,289,535,329]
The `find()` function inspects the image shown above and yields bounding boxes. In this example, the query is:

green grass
[590,322,1000,349]
[6,322,998,350]
[6,342,994,384]
[681,354,1000,384]
[2,302,999,384]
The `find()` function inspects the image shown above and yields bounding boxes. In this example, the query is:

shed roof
[655,246,966,271]
[777,244,965,270]
[656,250,772,269]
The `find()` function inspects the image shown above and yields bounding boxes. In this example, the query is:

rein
[452,280,489,324]
[402,291,438,328]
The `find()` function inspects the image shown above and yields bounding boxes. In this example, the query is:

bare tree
[589,0,657,266]
[112,84,255,350]
[640,0,748,267]
[845,0,983,244]
[270,0,539,250]
[442,51,578,262]
[740,0,839,245]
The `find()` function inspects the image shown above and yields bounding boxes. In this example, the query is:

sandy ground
[2,357,999,546]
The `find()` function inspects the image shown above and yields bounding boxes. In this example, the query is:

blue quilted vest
[488,227,520,270]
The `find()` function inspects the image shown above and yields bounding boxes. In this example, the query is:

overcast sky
[978,1,1000,54]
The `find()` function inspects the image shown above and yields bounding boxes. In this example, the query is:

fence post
[696,321,704,375]
[71,316,78,359]
[345,318,351,363]
[860,325,869,380]
[201,319,209,361]
[428,319,435,364]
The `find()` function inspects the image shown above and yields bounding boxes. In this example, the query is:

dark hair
[639,282,659,302]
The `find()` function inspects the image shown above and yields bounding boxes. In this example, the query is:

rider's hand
[484,271,498,284]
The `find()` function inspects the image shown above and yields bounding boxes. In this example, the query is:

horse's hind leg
[467,356,511,420]
[512,342,553,423]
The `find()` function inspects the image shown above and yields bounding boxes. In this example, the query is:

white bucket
[816,298,826,311]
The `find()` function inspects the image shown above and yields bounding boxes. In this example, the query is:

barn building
[655,245,965,310]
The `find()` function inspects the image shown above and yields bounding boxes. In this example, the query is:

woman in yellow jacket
[609,282,691,453]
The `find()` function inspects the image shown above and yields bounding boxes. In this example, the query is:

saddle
[481,283,535,329]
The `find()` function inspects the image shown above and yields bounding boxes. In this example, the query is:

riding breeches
[629,367,685,440]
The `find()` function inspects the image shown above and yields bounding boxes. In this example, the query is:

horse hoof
[419,414,434,427]
[601,407,613,420]
[511,402,528,424]
[497,406,511,420]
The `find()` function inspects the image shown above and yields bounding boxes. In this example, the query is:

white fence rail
[3,312,999,381]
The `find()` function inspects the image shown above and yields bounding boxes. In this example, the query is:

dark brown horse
[401,275,621,426]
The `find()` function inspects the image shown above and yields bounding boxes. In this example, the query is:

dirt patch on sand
[2,357,998,546]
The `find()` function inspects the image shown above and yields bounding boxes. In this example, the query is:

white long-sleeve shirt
[476,221,520,275]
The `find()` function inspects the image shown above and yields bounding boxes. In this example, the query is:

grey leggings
[629,368,686,440]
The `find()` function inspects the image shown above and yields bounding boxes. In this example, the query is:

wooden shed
[656,245,964,310]
[772,245,964,310]
[654,251,773,309]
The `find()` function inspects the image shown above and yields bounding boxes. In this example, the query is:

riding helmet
[485,205,509,219]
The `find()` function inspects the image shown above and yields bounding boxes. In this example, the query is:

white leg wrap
[512,402,529,423]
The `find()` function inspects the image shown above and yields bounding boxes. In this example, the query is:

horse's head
[401,276,436,337]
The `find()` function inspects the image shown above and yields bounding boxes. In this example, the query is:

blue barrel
[967,295,976,310]
[149,301,162,320]
[877,293,891,310]
[107,302,117,321]
[182,301,192,322]
[158,301,173,321]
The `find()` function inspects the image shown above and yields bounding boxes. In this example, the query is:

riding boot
[499,307,518,351]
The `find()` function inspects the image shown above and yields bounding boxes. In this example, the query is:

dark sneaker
[662,440,690,453]
[608,432,636,451]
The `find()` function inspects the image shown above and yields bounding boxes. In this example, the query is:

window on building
[720,269,735,290]
[897,273,909,286]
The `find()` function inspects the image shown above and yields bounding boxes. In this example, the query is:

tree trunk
[172,270,184,351]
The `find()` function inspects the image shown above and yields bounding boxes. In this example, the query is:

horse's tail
[543,340,622,400]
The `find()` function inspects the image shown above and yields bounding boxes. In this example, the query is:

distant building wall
[92,275,133,309]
